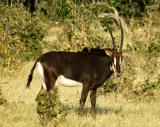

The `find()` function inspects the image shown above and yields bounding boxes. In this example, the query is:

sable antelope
[26,21,124,117]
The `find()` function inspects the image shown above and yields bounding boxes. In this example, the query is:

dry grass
[1,62,160,127]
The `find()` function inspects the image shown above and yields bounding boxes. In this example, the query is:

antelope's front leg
[79,85,89,116]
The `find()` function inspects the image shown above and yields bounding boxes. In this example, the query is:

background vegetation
[0,0,160,126]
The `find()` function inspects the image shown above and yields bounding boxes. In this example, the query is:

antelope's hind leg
[37,62,57,92]
[90,89,97,118]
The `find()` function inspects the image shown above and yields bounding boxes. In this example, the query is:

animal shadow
[62,104,123,116]
[96,106,123,115]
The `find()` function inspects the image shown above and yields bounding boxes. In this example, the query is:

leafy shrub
[102,79,118,93]
[36,88,66,126]
[0,4,45,67]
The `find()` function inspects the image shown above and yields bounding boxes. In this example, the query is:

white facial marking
[55,75,83,87]
[112,56,117,76]
[110,65,113,71]
[114,56,116,66]
[37,62,47,89]
[110,64,116,72]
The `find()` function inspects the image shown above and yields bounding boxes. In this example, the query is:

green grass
[1,62,160,127]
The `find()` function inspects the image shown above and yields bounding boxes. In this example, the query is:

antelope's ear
[105,50,113,57]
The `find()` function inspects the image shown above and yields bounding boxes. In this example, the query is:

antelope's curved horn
[106,24,116,52]
[119,19,124,52]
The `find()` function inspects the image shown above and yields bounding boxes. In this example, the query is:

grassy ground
[1,62,160,127]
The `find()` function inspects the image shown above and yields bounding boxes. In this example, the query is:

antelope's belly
[55,75,83,87]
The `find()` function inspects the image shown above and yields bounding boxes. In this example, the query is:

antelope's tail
[26,59,39,88]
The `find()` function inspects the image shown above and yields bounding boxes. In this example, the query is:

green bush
[0,4,45,67]
[36,88,66,126]
[102,78,118,93]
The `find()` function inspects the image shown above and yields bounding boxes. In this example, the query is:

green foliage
[36,88,66,126]
[0,4,45,67]
[106,0,157,18]
[36,0,71,22]
[0,0,5,5]
[1,0,159,21]
[32,0,159,23]
[103,79,118,93]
